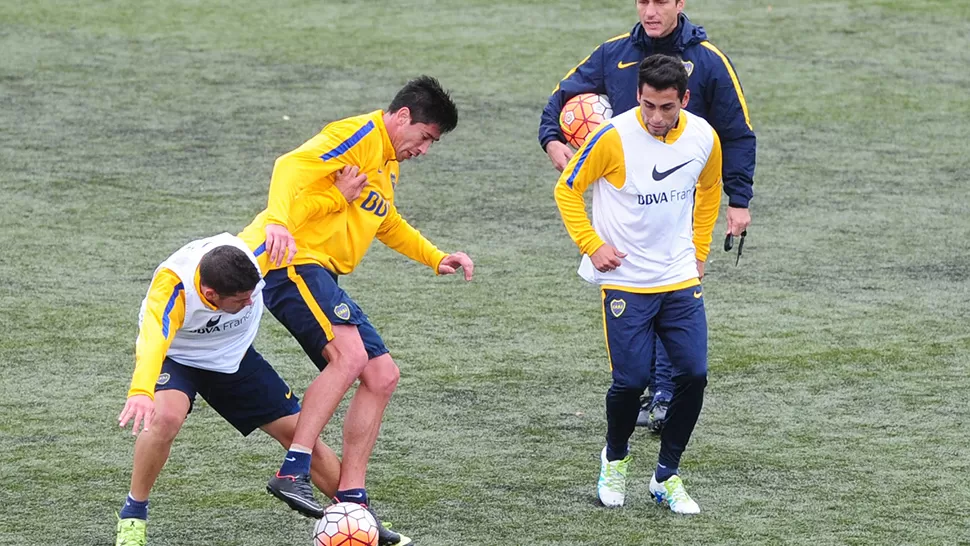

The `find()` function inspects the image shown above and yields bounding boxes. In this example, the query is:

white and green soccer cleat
[649,474,700,514]
[115,516,147,546]
[597,447,631,507]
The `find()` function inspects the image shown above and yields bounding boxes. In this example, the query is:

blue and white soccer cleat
[649,474,700,514]
[597,447,631,507]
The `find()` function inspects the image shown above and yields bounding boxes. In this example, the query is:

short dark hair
[388,76,459,134]
[198,246,260,297]
[638,54,689,99]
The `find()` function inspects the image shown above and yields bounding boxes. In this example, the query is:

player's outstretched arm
[122,269,184,435]
[437,252,474,281]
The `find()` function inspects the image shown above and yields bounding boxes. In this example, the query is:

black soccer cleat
[267,472,325,518]
[366,505,413,546]
[645,398,670,434]
[635,394,653,427]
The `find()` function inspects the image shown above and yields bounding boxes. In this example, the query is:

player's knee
[363,357,400,398]
[676,368,708,388]
[611,371,651,393]
[151,410,186,442]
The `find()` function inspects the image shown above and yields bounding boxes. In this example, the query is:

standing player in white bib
[554,54,722,514]
[114,234,343,545]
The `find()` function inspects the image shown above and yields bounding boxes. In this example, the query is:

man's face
[388,108,442,161]
[638,84,689,137]
[637,0,685,39]
[205,289,254,314]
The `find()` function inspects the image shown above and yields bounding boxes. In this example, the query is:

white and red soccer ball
[312,502,379,546]
[559,93,613,148]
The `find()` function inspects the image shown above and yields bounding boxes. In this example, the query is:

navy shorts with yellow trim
[602,285,708,391]
[154,346,299,436]
[262,264,388,370]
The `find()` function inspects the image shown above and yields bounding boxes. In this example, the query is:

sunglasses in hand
[723,230,747,266]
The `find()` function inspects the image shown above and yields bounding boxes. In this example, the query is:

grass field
[2,0,970,544]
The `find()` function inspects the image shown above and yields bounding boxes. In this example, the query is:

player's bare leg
[116,390,190,546]
[129,390,190,501]
[338,353,399,490]
[260,413,341,497]
[337,353,408,545]
[267,324,368,517]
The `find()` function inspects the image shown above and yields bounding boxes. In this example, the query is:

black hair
[387,75,459,134]
[198,245,260,297]
[638,54,689,99]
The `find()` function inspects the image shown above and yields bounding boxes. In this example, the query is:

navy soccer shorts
[262,264,389,370]
[601,285,708,391]
[155,346,300,436]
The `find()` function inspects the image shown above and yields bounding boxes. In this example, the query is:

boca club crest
[609,299,626,318]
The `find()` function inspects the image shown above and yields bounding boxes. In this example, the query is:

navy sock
[279,450,312,477]
[655,463,677,483]
[119,494,149,520]
[335,488,368,506]
[605,443,630,461]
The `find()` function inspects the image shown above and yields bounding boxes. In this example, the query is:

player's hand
[545,141,575,173]
[726,206,751,237]
[265,223,297,267]
[590,244,627,272]
[334,166,369,203]
[438,252,474,281]
[118,394,154,436]
[696,259,706,280]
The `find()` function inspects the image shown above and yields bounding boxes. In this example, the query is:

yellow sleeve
[288,183,349,232]
[129,268,186,399]
[693,129,724,262]
[376,203,448,272]
[553,124,625,256]
[265,120,376,228]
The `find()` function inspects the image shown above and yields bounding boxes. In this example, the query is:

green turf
[1,0,969,544]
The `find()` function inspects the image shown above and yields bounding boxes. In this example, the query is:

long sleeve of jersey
[553,124,625,255]
[692,130,723,262]
[376,204,448,272]
[288,183,349,232]
[264,136,361,228]
[539,46,607,150]
[129,268,186,399]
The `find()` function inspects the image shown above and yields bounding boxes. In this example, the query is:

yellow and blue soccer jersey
[554,107,722,293]
[239,110,447,275]
[129,234,264,399]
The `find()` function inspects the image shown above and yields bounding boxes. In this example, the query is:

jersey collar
[194,265,219,311]
[374,110,397,163]
[636,108,688,144]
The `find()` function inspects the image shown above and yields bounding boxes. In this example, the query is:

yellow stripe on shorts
[286,266,335,341]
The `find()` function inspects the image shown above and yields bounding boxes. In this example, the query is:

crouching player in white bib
[554,54,722,514]
[114,234,344,545]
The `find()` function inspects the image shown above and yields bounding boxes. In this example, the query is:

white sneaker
[597,447,631,507]
[649,474,700,514]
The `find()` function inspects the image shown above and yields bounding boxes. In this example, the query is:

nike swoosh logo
[617,60,638,69]
[652,160,693,181]
[344,493,364,498]
[693,291,703,299]
[285,390,292,399]
[285,457,296,462]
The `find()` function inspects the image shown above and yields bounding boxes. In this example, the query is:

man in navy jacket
[540,0,755,431]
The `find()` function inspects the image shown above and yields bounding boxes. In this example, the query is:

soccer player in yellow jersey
[114,236,344,546]
[238,77,472,538]
[554,55,721,514]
